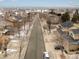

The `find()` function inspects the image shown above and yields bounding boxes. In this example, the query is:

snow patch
[11,40,19,43]
[7,49,17,52]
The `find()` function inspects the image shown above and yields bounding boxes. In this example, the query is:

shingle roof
[57,28,79,45]
[71,29,79,34]
[61,21,73,28]
[14,16,22,20]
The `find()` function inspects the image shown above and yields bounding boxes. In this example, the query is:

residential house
[69,29,79,40]
[48,14,60,24]
[57,28,79,54]
[59,21,73,32]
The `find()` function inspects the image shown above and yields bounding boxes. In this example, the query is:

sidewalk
[0,17,35,59]
[40,18,63,59]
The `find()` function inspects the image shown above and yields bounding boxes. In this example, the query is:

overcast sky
[0,0,79,7]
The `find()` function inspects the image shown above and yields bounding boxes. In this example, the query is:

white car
[43,52,49,59]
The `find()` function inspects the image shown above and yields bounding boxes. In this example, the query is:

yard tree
[57,13,61,16]
[72,9,79,23]
[72,14,79,23]
[46,20,51,32]
[49,9,56,15]
[61,12,70,23]
[75,9,78,15]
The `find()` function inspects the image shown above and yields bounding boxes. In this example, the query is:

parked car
[43,52,49,59]
[54,45,64,50]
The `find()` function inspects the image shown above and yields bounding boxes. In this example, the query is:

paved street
[24,16,46,59]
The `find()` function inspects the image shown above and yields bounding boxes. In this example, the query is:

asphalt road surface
[24,16,46,59]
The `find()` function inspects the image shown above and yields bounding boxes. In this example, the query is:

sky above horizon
[0,0,79,7]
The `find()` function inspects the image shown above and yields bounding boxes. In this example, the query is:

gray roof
[57,28,79,45]
[14,16,22,20]
[71,29,79,34]
[61,21,73,28]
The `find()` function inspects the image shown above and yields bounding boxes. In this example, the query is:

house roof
[14,16,22,20]
[57,28,79,45]
[14,16,23,22]
[70,29,79,34]
[61,21,73,28]
[8,16,23,23]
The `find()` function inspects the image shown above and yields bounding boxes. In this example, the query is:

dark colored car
[55,45,64,50]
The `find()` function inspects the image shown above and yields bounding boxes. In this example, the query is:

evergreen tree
[72,9,79,23]
[61,12,70,23]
